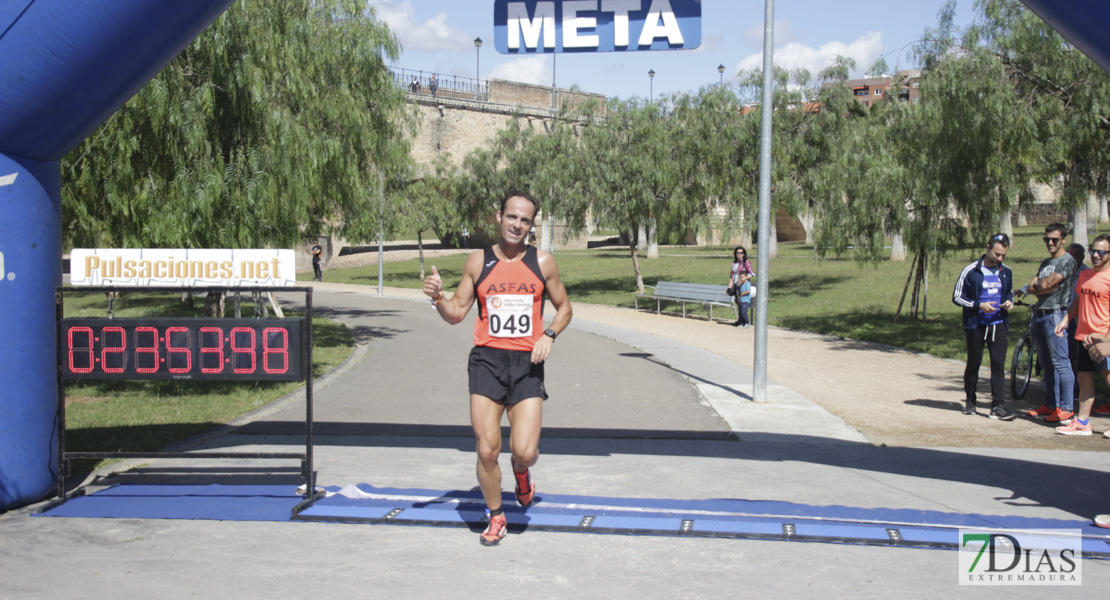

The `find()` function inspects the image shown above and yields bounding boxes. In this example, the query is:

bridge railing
[392,68,487,102]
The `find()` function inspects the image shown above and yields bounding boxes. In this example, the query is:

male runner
[423,191,572,546]
[1017,223,1076,422]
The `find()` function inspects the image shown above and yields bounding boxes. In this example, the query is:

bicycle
[1010,300,1043,400]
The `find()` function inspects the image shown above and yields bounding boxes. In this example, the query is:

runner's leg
[470,393,506,509]
[506,396,543,470]
[1077,372,1096,421]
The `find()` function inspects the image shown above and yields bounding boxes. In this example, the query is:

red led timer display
[60,318,305,381]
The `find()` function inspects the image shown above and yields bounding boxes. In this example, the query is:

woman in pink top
[728,246,755,327]
[1055,234,1110,436]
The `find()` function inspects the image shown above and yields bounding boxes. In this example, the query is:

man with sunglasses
[1054,234,1110,436]
[1018,223,1077,423]
[953,233,1016,419]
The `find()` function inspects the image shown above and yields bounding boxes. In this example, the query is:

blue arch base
[0,153,62,509]
[0,0,236,510]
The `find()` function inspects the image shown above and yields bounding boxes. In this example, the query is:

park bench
[635,281,738,321]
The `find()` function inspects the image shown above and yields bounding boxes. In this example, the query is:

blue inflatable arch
[1020,1,1110,75]
[1,0,1107,512]
[0,0,236,510]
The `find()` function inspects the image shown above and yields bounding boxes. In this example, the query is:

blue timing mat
[33,482,1110,557]
[298,483,1110,558]
[34,484,304,522]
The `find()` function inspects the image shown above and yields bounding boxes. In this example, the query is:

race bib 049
[487,294,532,338]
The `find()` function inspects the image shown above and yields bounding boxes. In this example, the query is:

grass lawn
[310,224,1096,363]
[61,291,354,474]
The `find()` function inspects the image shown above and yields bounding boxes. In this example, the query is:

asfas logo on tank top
[485,281,538,294]
[1081,287,1103,300]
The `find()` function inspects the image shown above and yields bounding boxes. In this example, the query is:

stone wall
[1022,203,1069,224]
[487,79,607,114]
[409,79,605,170]
[409,102,516,167]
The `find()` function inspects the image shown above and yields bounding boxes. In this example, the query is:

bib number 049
[489,313,531,337]
[486,294,532,339]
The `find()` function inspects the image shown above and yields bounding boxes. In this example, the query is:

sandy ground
[571,302,1110,451]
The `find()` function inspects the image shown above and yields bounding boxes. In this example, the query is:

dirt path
[566,302,1110,451]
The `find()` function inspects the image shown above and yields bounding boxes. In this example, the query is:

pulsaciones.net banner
[70,249,297,287]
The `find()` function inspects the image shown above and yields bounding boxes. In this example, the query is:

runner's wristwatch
[543,328,557,340]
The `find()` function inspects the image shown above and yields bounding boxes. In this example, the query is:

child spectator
[736,271,752,328]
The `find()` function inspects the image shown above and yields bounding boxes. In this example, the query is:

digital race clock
[59,318,305,381]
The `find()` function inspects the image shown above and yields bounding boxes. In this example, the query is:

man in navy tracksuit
[952,233,1017,420]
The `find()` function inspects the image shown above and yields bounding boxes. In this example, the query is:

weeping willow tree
[63,0,413,260]
[455,106,591,255]
[399,156,465,280]
[972,0,1110,241]
[669,86,748,247]
[577,97,704,291]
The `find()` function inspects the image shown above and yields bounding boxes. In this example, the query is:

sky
[366,0,980,101]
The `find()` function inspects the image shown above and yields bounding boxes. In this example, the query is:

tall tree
[734,67,815,259]
[972,0,1110,233]
[579,98,697,291]
[669,86,748,246]
[397,156,465,279]
[63,0,413,252]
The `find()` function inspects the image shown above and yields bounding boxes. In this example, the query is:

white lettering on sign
[0,172,17,187]
[70,248,298,287]
[602,0,640,47]
[638,0,683,47]
[0,250,5,281]
[508,1,556,50]
[497,0,698,53]
[563,1,599,48]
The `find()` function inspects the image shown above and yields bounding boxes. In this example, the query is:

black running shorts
[1076,345,1110,373]
[468,345,547,405]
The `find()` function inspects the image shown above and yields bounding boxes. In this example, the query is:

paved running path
[2,284,1109,598]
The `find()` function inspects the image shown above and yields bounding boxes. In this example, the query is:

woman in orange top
[1054,234,1110,436]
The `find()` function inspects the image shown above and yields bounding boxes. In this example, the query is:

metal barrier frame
[44,286,317,510]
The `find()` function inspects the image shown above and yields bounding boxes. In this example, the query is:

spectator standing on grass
[952,233,1016,420]
[731,246,754,279]
[1053,234,1110,436]
[729,246,756,327]
[734,271,752,328]
[310,243,323,282]
[1017,223,1077,423]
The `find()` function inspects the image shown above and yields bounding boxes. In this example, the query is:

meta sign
[494,0,701,53]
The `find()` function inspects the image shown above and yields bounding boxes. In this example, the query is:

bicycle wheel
[1011,335,1035,400]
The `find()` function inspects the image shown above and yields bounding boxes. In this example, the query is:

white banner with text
[70,249,297,287]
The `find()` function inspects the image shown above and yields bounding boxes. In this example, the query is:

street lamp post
[648,68,655,100]
[718,64,726,87]
[474,36,482,95]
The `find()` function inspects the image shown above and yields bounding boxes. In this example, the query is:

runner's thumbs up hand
[424,265,443,299]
